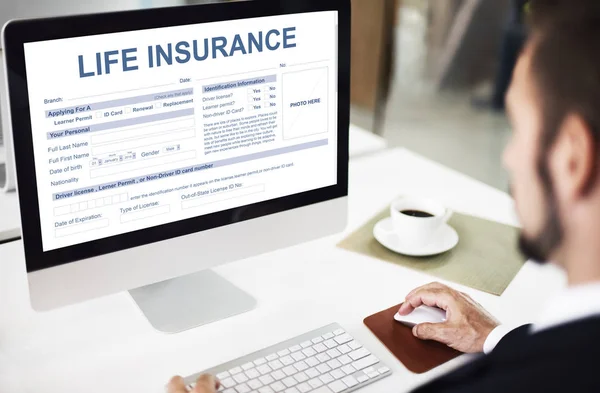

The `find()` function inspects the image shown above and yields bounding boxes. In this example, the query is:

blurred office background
[1,0,516,191]
[339,0,515,191]
[170,0,516,191]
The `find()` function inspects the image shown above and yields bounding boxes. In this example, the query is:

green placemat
[338,208,525,296]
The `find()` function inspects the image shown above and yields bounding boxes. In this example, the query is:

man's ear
[551,114,597,201]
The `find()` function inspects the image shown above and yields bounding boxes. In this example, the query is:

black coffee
[400,210,434,218]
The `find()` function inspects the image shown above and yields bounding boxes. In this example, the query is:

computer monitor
[2,0,350,332]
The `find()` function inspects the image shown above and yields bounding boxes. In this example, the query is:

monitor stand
[129,270,257,333]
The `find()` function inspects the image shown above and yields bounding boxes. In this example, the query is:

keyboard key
[306,368,320,379]
[328,380,347,393]
[230,367,243,375]
[338,345,351,355]
[313,343,328,353]
[348,341,361,350]
[278,349,290,357]
[316,353,331,363]
[378,366,391,374]
[312,387,334,393]
[367,371,379,379]
[316,364,332,374]
[217,371,231,380]
[283,377,297,388]
[259,375,275,385]
[341,376,358,388]
[246,368,260,379]
[234,373,249,384]
[341,365,355,375]
[312,337,324,344]
[306,357,320,367]
[269,360,284,370]
[289,345,302,353]
[235,383,251,393]
[280,356,294,366]
[259,387,275,393]
[326,348,342,359]
[338,355,352,365]
[297,382,311,393]
[352,355,379,371]
[271,370,286,381]
[258,365,273,375]
[291,352,306,362]
[242,362,254,371]
[270,381,286,392]
[334,329,345,336]
[330,369,345,380]
[221,378,236,388]
[295,372,309,383]
[349,348,370,361]
[283,366,297,376]
[322,332,335,340]
[254,357,267,366]
[302,347,317,357]
[267,354,279,361]
[248,379,263,390]
[285,388,300,393]
[334,334,353,345]
[319,373,334,385]
[363,367,375,375]
[357,375,369,383]
[327,359,342,370]
[300,341,312,348]
[294,361,309,372]
[309,378,324,389]
[324,339,337,349]
[223,389,235,393]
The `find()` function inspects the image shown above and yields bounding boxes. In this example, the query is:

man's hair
[528,1,600,175]
[514,1,600,262]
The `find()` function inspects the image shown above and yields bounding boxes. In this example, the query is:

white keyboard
[184,323,391,393]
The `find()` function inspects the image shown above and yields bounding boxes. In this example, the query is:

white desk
[349,125,387,158]
[0,148,565,393]
[0,125,384,244]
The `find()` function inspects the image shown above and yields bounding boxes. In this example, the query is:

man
[169,1,600,391]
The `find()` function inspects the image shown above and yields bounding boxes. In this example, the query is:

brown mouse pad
[364,303,461,374]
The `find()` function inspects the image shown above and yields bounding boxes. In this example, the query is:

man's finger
[400,283,453,314]
[402,288,453,315]
[194,374,220,393]
[405,282,448,301]
[412,322,452,345]
[166,376,188,393]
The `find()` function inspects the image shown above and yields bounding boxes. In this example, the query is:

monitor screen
[22,11,339,252]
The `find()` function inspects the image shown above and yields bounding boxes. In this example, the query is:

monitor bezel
[3,0,350,273]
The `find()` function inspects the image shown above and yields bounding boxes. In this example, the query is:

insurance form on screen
[25,11,339,251]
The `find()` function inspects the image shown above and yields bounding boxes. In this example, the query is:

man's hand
[398,282,500,353]
[167,374,219,393]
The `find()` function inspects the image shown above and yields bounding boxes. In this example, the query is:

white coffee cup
[385,196,453,247]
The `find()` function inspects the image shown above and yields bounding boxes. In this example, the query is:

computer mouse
[394,305,447,327]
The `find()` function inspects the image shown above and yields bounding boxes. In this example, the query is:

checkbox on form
[96,112,103,118]
[125,107,132,114]
[155,102,163,109]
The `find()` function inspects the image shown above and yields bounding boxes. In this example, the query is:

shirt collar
[533,282,600,333]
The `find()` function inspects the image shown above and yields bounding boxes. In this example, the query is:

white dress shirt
[483,282,600,354]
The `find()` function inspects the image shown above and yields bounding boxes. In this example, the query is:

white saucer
[373,217,459,257]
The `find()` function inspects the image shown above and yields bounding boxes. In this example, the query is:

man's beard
[518,210,562,263]
[517,162,564,263]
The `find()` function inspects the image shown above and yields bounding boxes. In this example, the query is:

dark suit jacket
[412,317,600,393]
